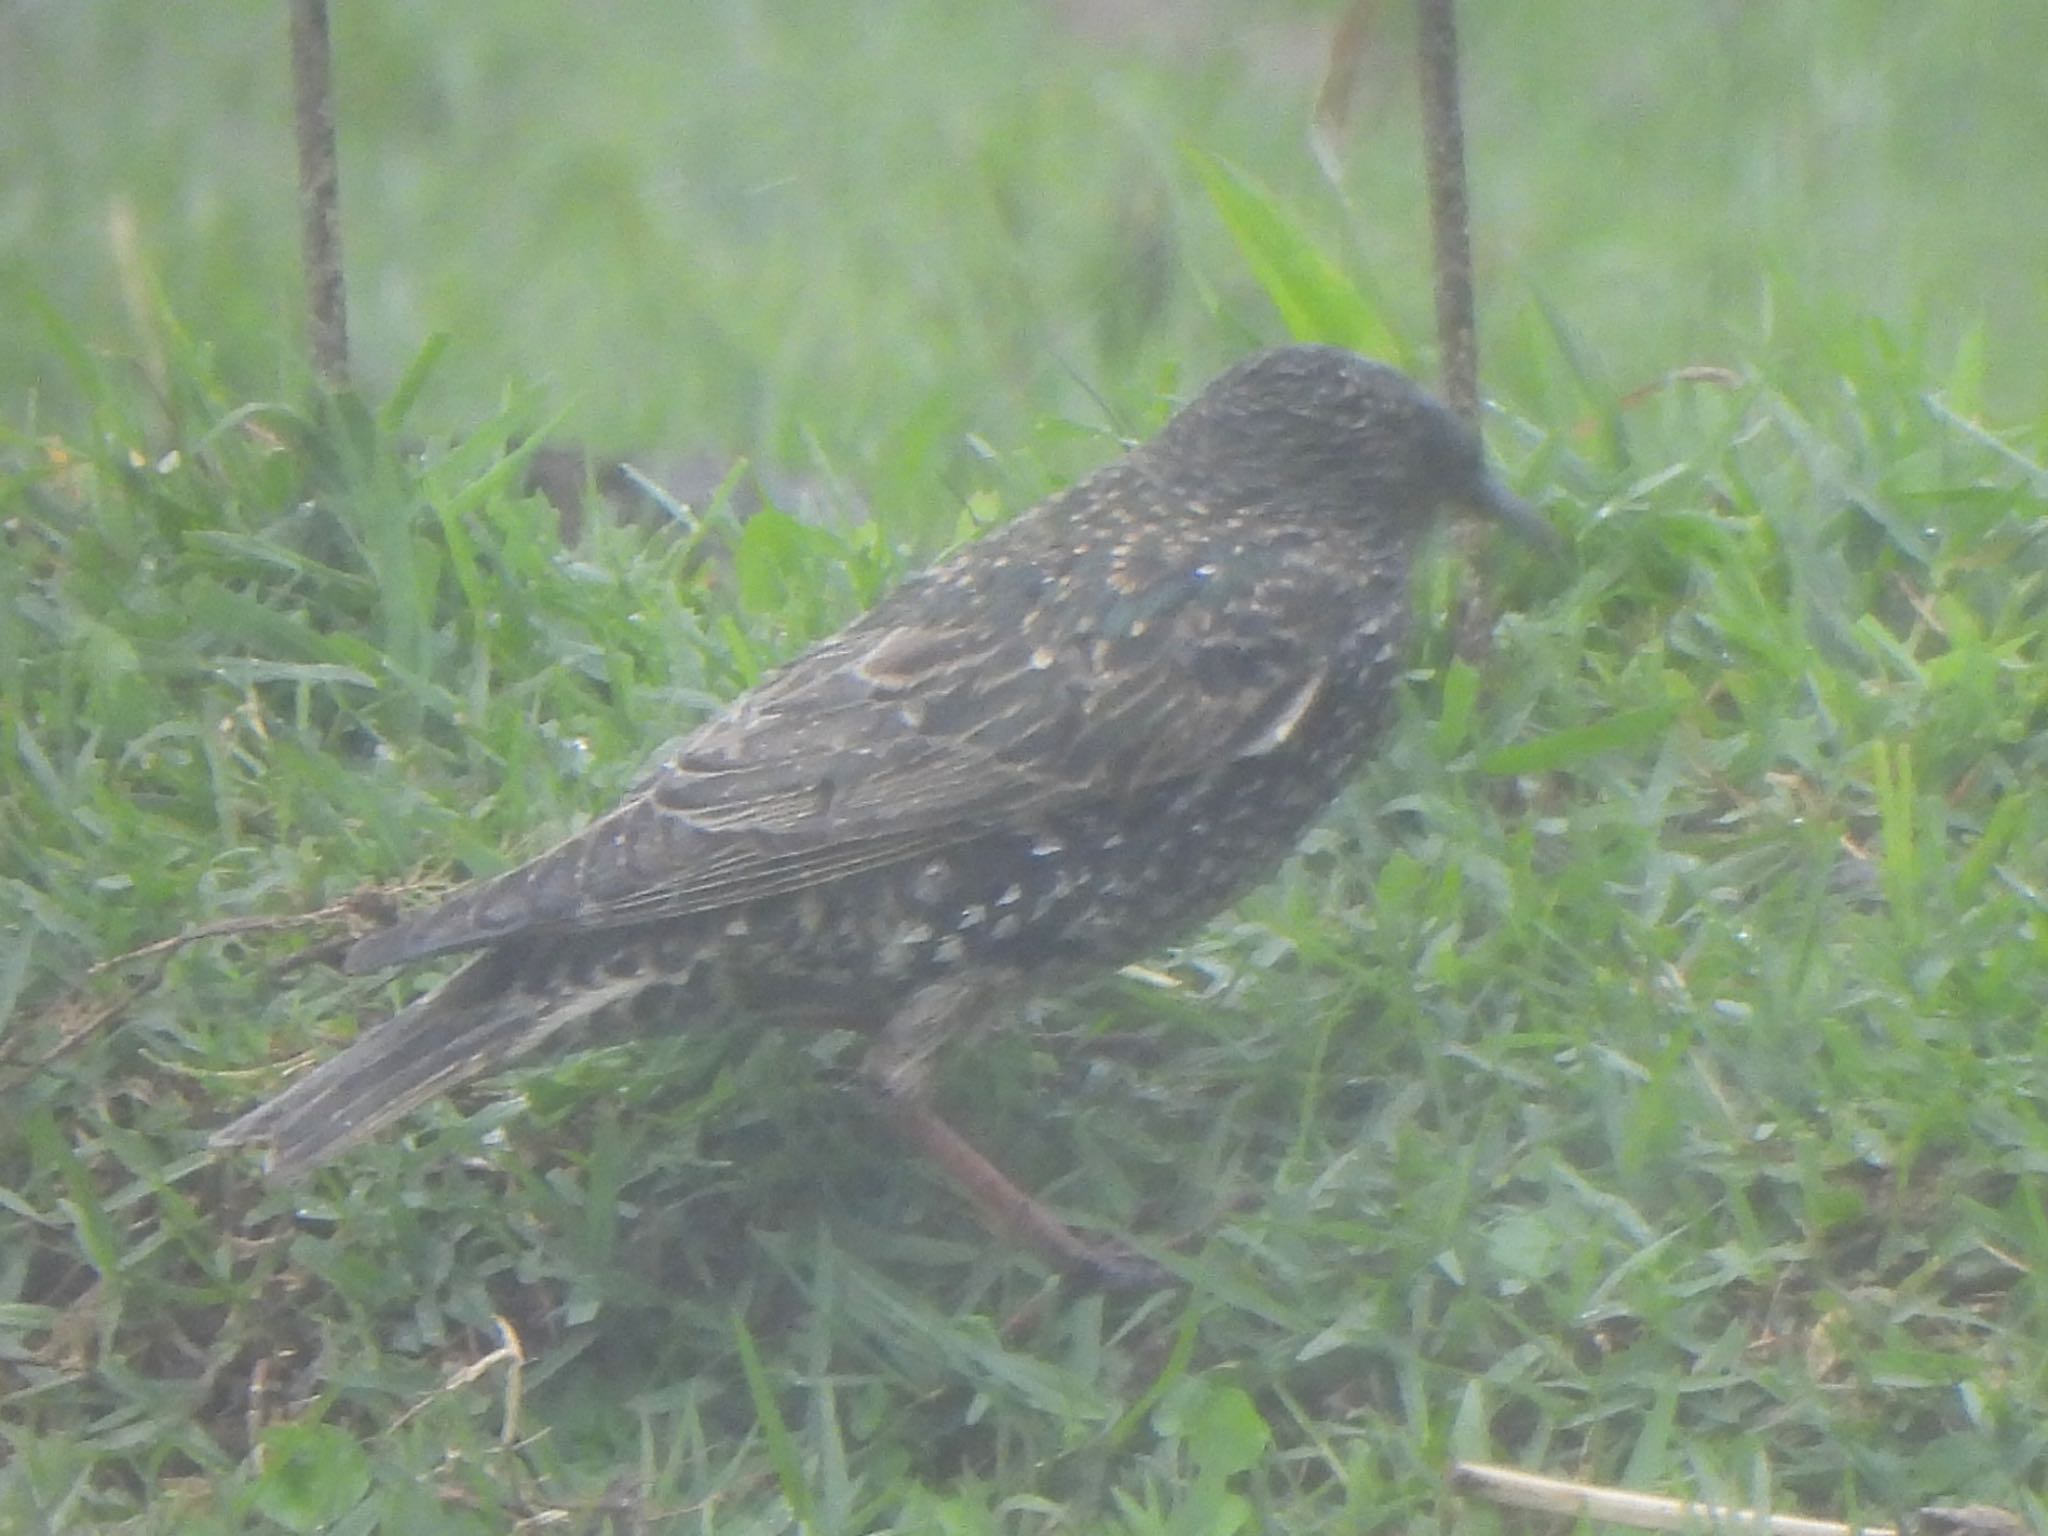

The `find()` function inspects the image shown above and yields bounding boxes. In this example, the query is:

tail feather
[211,952,614,1181]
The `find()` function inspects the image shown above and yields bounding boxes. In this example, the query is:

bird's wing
[344,471,1347,973]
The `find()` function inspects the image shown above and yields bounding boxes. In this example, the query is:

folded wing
[344,469,1335,974]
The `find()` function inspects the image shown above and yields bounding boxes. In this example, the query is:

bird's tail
[210,951,609,1182]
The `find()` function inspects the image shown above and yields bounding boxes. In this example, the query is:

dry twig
[1416,0,1476,423]
[3,885,419,1081]
[289,0,350,385]
[1451,1460,2027,1536]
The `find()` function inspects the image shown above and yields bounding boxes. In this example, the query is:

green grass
[6,2,2048,1531]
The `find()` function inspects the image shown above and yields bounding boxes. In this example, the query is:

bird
[212,344,1550,1288]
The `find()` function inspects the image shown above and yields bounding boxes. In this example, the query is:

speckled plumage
[214,345,1541,1280]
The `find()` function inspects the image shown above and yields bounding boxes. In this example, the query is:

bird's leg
[862,981,1167,1292]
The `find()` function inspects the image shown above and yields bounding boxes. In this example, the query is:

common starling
[213,345,1547,1287]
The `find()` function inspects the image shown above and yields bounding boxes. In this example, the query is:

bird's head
[1144,344,1553,550]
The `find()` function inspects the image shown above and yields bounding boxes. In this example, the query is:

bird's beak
[1470,470,1561,553]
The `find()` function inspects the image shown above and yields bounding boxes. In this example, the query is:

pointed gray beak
[1472,470,1561,553]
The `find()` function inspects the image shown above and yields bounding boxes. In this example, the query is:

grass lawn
[5,2,2048,1530]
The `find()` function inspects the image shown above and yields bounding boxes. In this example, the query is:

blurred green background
[6,1,2042,472]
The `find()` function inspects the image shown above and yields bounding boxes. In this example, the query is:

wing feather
[345,464,1352,974]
